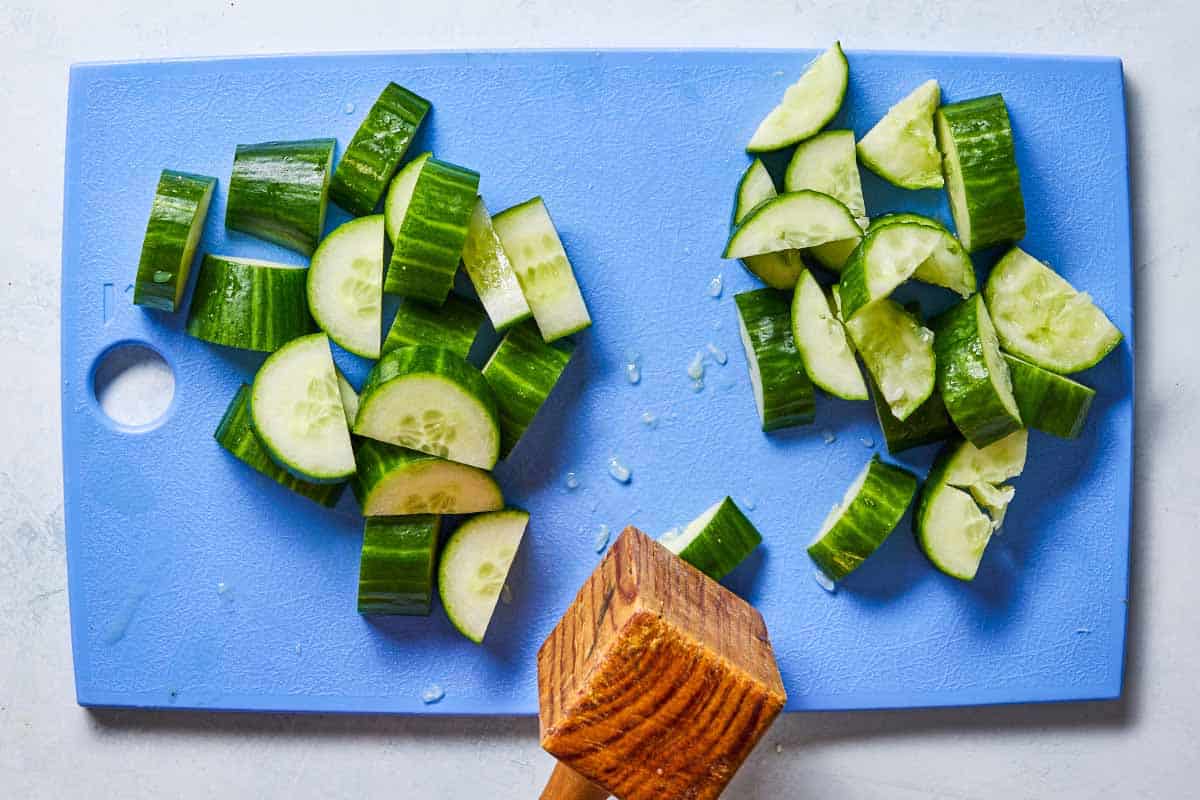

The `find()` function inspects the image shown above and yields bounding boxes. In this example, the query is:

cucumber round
[384,152,432,242]
[225,139,335,257]
[357,515,439,616]
[845,299,935,421]
[783,130,867,272]
[857,79,943,190]
[724,191,862,260]
[308,214,385,358]
[790,268,867,400]
[747,42,848,153]
[461,197,534,332]
[482,323,574,458]
[660,497,762,581]
[1003,353,1095,438]
[735,288,816,431]
[732,159,805,289]
[133,169,217,312]
[439,510,529,643]
[382,294,486,359]
[352,437,504,515]
[186,255,315,352]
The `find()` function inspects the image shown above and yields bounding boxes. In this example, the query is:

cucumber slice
[932,295,1023,447]
[984,247,1123,373]
[1003,353,1095,438]
[384,152,432,242]
[869,376,957,455]
[724,191,862,260]
[857,79,943,190]
[845,299,935,421]
[357,515,439,615]
[214,384,345,507]
[869,213,975,297]
[747,43,848,153]
[784,130,868,272]
[790,268,868,400]
[660,497,762,581]
[439,510,529,643]
[133,169,216,312]
[942,428,1028,486]
[807,455,918,581]
[493,197,592,343]
[735,288,816,431]
[384,156,480,304]
[382,294,485,359]
[352,438,504,515]
[935,94,1026,253]
[250,333,356,482]
[482,322,574,457]
[329,83,431,217]
[808,237,861,273]
[225,139,335,257]
[732,159,805,289]
[461,197,534,332]
[335,368,359,427]
[354,345,500,469]
[308,214,384,358]
[186,255,315,352]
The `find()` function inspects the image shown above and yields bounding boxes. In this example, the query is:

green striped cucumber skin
[382,294,486,359]
[359,345,497,419]
[669,497,762,581]
[225,139,336,257]
[350,437,503,515]
[482,322,574,457]
[186,255,315,352]
[1003,354,1095,438]
[807,456,918,580]
[935,95,1025,253]
[461,197,533,331]
[932,295,1023,447]
[734,289,815,431]
[214,384,344,507]
[869,376,957,454]
[133,169,216,312]
[357,515,439,615]
[329,83,430,216]
[384,158,479,303]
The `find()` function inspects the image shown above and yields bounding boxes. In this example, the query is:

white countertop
[3,1,1198,797]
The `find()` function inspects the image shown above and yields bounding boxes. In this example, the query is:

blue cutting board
[61,49,1133,714]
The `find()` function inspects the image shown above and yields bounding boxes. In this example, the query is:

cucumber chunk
[790,268,868,400]
[660,497,762,581]
[845,299,935,421]
[133,169,216,312]
[732,159,805,289]
[226,139,335,257]
[439,510,529,643]
[984,247,1123,373]
[384,152,432,242]
[382,294,485,359]
[724,191,862,260]
[351,438,504,516]
[869,213,975,297]
[461,197,534,332]
[1003,353,1095,438]
[308,214,385,358]
[357,515,439,615]
[186,255,315,352]
[482,323,574,458]
[747,43,848,153]
[857,80,943,190]
[735,288,816,431]
[335,368,360,427]
[869,376,957,455]
[808,238,861,273]
[784,130,868,271]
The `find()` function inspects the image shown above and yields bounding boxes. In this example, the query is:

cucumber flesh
[870,213,975,297]
[735,288,816,431]
[1003,353,1095,438]
[839,221,962,319]
[808,237,862,273]
[352,438,504,516]
[384,152,432,242]
[857,80,943,190]
[733,159,805,289]
[845,299,935,421]
[307,215,385,358]
[942,428,1028,487]
[461,197,534,332]
[335,368,359,427]
[784,130,868,226]
[869,377,957,455]
[225,139,335,257]
[482,323,574,457]
[724,191,861,260]
[358,515,439,616]
[748,43,848,153]
[439,510,529,643]
[790,268,867,400]
[133,169,216,312]
[382,294,485,359]
[660,497,762,581]
[186,255,315,352]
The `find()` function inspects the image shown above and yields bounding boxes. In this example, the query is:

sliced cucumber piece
[857,79,943,190]
[807,455,918,581]
[186,255,315,352]
[785,130,868,225]
[382,294,485,359]
[133,169,216,312]
[941,428,1028,487]
[335,368,359,427]
[845,299,935,421]
[461,197,534,332]
[839,220,973,319]
[1003,353,1095,438]
[329,82,430,216]
[935,94,1026,253]
[225,139,335,257]
[357,515,439,615]
[808,237,862,273]
[482,322,574,458]
[439,510,529,643]
[870,376,957,455]
[790,268,867,400]
[308,214,384,358]
[984,247,1123,373]
[735,288,816,431]
[869,213,975,297]
[747,43,848,153]
[355,345,500,469]
[250,333,356,482]
[732,159,805,289]
[384,152,432,242]
[493,197,592,343]
[724,191,861,260]
[660,497,762,581]
[352,438,504,516]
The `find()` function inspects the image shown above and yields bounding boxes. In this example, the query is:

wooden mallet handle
[540,763,609,800]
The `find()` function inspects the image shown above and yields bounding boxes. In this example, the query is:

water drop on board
[687,351,705,381]
[500,584,513,605]
[706,342,727,365]
[813,570,837,593]
[641,411,658,428]
[625,362,641,384]
[421,684,444,704]
[707,275,723,298]
[690,378,704,393]
[564,472,579,490]
[822,429,836,445]
[860,436,875,448]
[607,457,631,483]
[742,497,756,511]
[593,524,610,553]
[343,102,356,114]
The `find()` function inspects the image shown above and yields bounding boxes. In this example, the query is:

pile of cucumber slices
[133,82,592,643]
[726,43,1124,584]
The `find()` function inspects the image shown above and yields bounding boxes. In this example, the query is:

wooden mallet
[537,526,787,800]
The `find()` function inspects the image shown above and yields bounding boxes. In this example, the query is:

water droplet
[690,378,705,393]
[152,270,172,284]
[216,581,228,595]
[860,436,875,448]
[607,456,631,483]
[775,744,783,754]
[741,497,756,511]
[705,342,727,365]
[294,643,302,655]
[343,102,356,114]
[707,275,723,298]
[712,319,723,331]
[813,570,837,593]
[822,429,836,445]
[500,584,513,605]
[687,351,706,381]
[640,411,658,428]
[625,362,641,384]
[593,524,610,553]
[564,472,579,490]
[420,684,445,704]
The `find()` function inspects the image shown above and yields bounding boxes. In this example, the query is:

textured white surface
[2,0,1198,797]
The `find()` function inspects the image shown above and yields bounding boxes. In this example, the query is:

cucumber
[869,377,957,454]
[439,510,529,643]
[941,428,1028,486]
[329,82,431,216]
[856,79,943,190]
[186,255,315,352]
[807,455,918,581]
[724,191,862,260]
[808,237,861,273]
[984,247,1123,373]
[931,295,1023,448]
[747,42,848,153]
[225,139,335,257]
[382,294,485,359]
[384,152,432,242]
[214,384,345,507]
[732,159,805,289]
[481,322,574,457]
[357,515,439,615]
[869,213,975,297]
[250,333,356,483]
[352,438,504,516]
[461,197,534,332]
[935,94,1026,253]
[493,197,592,343]
[354,345,500,469]
[384,156,480,304]
[844,299,935,421]
[660,497,762,581]
[790,268,867,400]
[133,169,216,312]
[734,289,815,431]
[335,368,360,427]
[308,214,384,358]
[1003,354,1095,439]
[784,130,868,272]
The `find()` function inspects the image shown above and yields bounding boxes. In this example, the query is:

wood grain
[540,763,611,800]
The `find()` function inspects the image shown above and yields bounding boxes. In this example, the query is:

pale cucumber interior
[863,223,942,299]
[309,215,384,358]
[976,297,1022,420]
[792,269,867,400]
[662,499,723,555]
[736,310,768,424]
[784,130,868,224]
[814,461,871,542]
[943,429,1028,487]
[461,197,531,330]
[743,252,805,290]
[809,236,862,272]
[936,112,973,249]
[726,192,861,259]
[748,44,847,151]
[384,152,431,242]
[845,300,935,420]
[735,160,777,222]
[177,182,215,300]
[921,483,995,580]
[335,368,359,427]
[362,459,503,516]
[857,80,943,188]
[439,511,529,643]
[969,481,1016,531]
[911,230,975,297]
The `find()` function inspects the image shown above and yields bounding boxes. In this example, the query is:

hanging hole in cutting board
[91,342,176,430]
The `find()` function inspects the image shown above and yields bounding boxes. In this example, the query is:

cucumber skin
[869,376,957,454]
[384,158,479,304]
[225,139,335,257]
[133,170,216,312]
[357,515,439,616]
[329,83,430,217]
[186,256,315,352]
[836,234,877,320]
[460,198,533,332]
[913,444,975,581]
[1003,354,1095,439]
[358,345,499,431]
[350,437,503,514]
[214,384,344,507]
[723,190,861,260]
[674,497,762,581]
[732,159,805,289]
[735,289,816,431]
[382,295,486,359]
[482,323,574,457]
